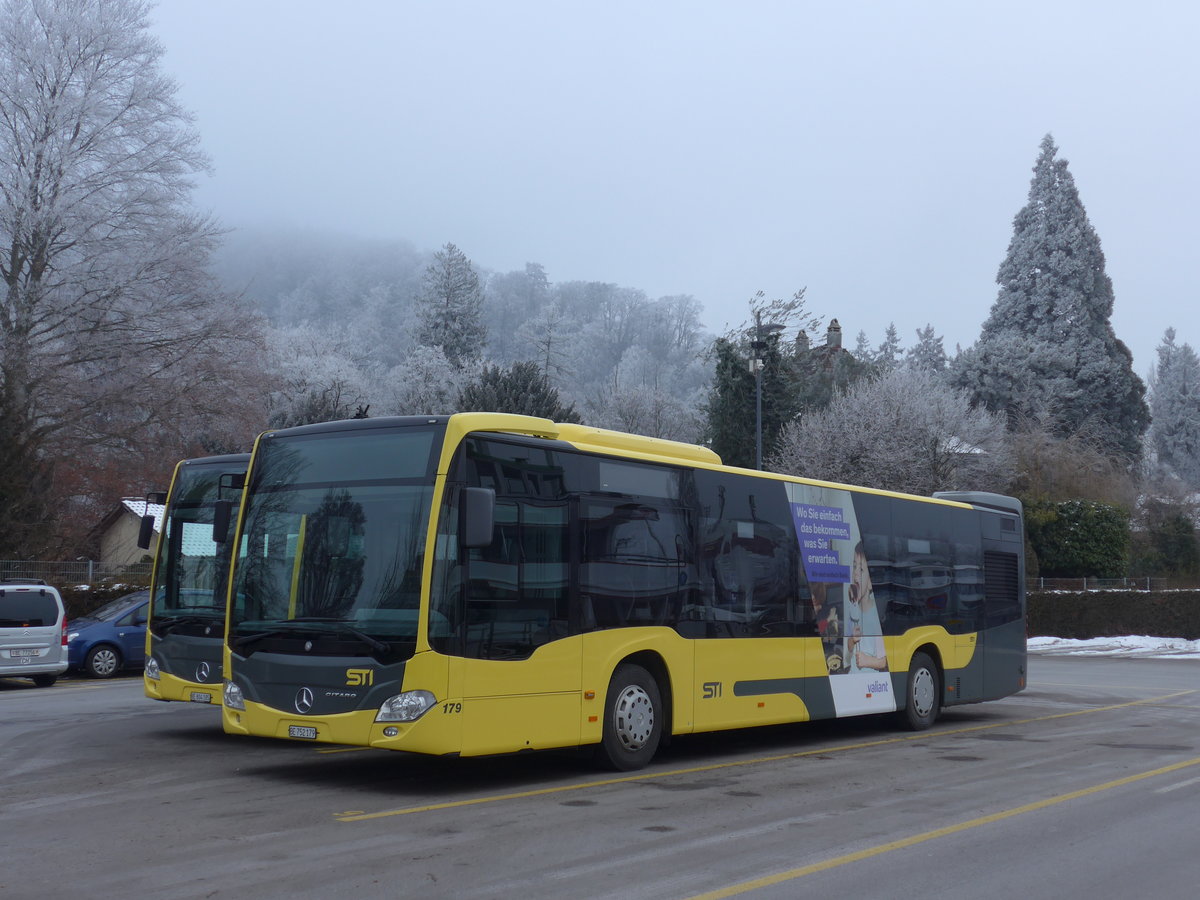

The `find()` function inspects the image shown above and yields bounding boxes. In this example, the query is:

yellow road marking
[333,689,1193,823]
[689,754,1200,899]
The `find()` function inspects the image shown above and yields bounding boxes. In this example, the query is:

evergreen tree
[953,135,1149,457]
[415,243,487,368]
[1148,328,1200,488]
[702,291,816,469]
[906,324,948,374]
[876,324,902,371]
[459,361,581,422]
[852,330,874,363]
[703,336,759,469]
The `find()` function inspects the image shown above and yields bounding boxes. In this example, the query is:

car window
[0,594,60,627]
[90,594,147,622]
[116,607,146,627]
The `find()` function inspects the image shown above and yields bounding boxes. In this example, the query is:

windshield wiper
[232,620,390,655]
[232,625,325,651]
[155,614,222,634]
[285,617,391,653]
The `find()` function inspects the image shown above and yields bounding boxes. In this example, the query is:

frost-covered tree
[953,135,1149,458]
[459,361,581,422]
[0,0,261,555]
[906,324,948,375]
[415,242,486,368]
[376,345,473,416]
[1148,327,1200,488]
[875,323,902,371]
[483,262,550,364]
[583,345,704,441]
[771,367,1014,496]
[265,324,372,427]
[852,329,874,363]
[517,301,576,389]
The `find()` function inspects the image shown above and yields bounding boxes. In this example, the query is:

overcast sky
[149,0,1198,377]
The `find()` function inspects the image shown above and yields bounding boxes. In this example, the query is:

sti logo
[346,668,374,687]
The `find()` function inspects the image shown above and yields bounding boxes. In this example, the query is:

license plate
[10,648,38,657]
[289,725,318,740]
[189,692,212,704]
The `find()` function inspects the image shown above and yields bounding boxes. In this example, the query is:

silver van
[0,580,69,687]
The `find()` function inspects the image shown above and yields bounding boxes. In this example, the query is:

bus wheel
[899,652,940,730]
[596,664,662,771]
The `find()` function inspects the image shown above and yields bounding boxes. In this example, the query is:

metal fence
[0,559,152,587]
[1028,577,1200,592]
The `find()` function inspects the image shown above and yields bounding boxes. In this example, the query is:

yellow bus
[221,414,1025,770]
[143,453,249,705]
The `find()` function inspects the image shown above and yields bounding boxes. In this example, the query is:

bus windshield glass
[154,464,242,624]
[228,425,439,661]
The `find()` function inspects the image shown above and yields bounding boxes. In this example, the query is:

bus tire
[898,651,940,730]
[596,664,662,771]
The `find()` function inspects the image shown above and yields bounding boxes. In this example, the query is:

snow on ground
[1028,636,1200,659]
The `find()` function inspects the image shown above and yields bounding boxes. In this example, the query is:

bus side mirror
[136,514,156,550]
[213,499,233,544]
[461,487,495,549]
[136,491,167,550]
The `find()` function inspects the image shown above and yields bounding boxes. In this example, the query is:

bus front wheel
[899,651,940,730]
[596,664,662,771]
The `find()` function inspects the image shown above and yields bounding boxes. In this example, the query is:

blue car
[68,590,150,678]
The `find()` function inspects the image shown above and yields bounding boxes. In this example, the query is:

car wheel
[32,674,57,687]
[898,651,940,730]
[595,664,662,771]
[86,645,121,679]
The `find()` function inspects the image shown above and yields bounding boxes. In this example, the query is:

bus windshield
[153,462,244,625]
[228,424,440,662]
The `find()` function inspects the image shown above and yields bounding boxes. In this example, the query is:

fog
[150,0,1199,373]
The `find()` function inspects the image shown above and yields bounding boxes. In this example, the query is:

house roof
[120,498,166,534]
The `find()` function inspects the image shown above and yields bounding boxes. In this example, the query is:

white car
[0,580,69,687]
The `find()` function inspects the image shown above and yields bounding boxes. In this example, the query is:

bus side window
[579,499,693,630]
[691,471,799,638]
[456,438,571,661]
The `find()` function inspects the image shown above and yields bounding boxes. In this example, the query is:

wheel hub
[911,667,935,717]
[613,685,654,751]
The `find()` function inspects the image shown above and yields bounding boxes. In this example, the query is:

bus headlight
[144,656,161,680]
[223,680,246,711]
[375,690,436,722]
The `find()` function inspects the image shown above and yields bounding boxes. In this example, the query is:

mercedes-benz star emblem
[195,661,210,683]
[295,687,314,714]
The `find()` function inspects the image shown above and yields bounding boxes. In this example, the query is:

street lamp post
[750,312,784,470]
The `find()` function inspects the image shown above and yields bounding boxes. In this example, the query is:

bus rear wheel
[596,664,662,771]
[898,651,940,730]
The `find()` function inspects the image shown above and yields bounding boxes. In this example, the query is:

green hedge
[1028,590,1200,641]
[60,585,149,621]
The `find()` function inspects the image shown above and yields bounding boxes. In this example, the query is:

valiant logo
[867,680,891,694]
